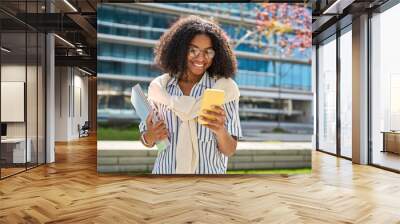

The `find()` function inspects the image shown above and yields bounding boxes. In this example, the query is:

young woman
[139,15,242,174]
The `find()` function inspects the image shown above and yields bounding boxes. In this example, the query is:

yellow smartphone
[198,89,225,125]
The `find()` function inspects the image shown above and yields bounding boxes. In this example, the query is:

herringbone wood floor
[1,135,400,224]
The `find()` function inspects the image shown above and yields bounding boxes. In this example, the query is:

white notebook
[131,84,169,152]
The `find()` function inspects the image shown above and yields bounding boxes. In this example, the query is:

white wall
[1,64,32,137]
[55,67,69,141]
[1,64,46,164]
[54,67,89,141]
[1,65,27,138]
[72,73,89,137]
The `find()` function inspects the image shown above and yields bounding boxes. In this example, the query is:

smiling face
[185,34,214,78]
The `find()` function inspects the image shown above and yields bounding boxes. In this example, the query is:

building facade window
[97,3,313,137]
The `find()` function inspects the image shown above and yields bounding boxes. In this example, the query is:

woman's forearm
[215,129,237,157]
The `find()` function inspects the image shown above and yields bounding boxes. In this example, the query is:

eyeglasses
[188,46,215,60]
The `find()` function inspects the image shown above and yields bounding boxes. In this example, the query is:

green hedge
[98,122,141,141]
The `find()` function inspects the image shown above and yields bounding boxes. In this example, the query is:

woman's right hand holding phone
[143,111,168,146]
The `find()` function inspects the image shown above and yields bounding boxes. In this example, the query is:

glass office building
[97,3,313,138]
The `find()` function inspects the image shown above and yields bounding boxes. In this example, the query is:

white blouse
[140,73,242,174]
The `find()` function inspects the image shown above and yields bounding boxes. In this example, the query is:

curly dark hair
[154,15,237,79]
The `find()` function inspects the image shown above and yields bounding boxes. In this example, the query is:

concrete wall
[98,149,311,173]
[97,141,312,173]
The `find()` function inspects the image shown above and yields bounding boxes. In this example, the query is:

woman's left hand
[200,105,226,136]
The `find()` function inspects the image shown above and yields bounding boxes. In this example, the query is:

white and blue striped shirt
[140,73,242,174]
